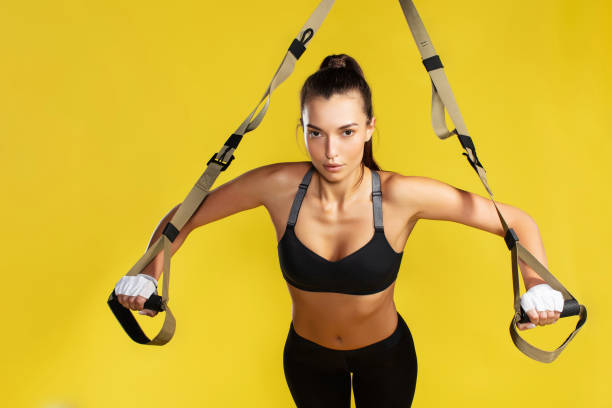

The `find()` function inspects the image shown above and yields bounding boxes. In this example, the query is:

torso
[264,161,419,350]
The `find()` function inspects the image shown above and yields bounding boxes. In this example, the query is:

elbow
[509,208,538,237]
[496,204,536,238]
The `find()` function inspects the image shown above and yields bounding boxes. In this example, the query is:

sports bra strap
[287,165,315,227]
[372,170,384,232]
[287,165,384,232]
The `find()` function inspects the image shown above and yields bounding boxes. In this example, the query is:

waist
[289,299,399,350]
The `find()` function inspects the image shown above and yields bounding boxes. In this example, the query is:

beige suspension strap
[107,0,336,345]
[398,0,586,363]
[109,0,586,362]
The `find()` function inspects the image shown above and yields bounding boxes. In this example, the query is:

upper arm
[183,162,284,233]
[397,175,529,237]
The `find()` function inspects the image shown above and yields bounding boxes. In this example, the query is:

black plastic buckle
[288,28,314,60]
[207,152,235,171]
[455,131,485,174]
[504,228,519,250]
[162,222,179,243]
[422,55,443,72]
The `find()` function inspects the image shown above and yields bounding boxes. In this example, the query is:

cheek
[305,139,322,155]
[348,139,366,156]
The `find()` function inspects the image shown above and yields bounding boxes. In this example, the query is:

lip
[323,163,343,171]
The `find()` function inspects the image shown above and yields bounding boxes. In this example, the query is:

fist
[114,274,159,317]
[518,283,564,330]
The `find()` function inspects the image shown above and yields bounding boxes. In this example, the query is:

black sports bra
[277,165,404,295]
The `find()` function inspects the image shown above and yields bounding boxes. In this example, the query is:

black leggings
[283,312,418,407]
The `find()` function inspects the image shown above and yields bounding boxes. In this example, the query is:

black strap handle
[518,298,581,324]
[107,290,165,344]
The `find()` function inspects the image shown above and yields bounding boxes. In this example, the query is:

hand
[114,274,159,317]
[518,283,564,330]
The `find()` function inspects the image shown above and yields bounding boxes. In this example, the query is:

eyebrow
[306,123,358,131]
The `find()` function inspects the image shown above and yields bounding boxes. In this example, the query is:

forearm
[141,203,192,281]
[507,212,548,291]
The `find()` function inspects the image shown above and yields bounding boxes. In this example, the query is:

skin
[116,89,560,348]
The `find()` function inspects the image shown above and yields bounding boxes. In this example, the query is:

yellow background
[1,0,610,406]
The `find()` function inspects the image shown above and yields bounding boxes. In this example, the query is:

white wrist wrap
[114,274,158,299]
[520,283,564,314]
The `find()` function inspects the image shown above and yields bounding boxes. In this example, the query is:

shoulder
[375,168,417,203]
[376,169,449,220]
[253,160,312,187]
[242,161,311,202]
[185,161,311,230]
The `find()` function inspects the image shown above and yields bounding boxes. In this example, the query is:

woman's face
[302,90,375,179]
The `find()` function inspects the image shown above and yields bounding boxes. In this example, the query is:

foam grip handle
[518,298,581,324]
[142,294,164,312]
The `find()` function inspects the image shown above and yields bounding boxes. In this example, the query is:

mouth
[323,163,343,170]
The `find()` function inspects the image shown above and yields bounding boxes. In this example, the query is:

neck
[314,164,368,209]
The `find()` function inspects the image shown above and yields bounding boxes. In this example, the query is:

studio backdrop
[1,0,609,407]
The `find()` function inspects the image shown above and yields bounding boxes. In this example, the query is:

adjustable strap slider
[298,182,309,190]
[504,228,519,250]
[162,222,179,243]
[372,191,382,197]
[207,151,235,171]
[422,55,443,72]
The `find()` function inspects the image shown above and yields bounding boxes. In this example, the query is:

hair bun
[323,55,348,69]
[319,54,364,78]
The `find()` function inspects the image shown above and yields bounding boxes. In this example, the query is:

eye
[307,130,320,137]
[343,129,355,136]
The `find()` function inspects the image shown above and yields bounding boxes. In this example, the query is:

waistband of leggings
[288,311,409,354]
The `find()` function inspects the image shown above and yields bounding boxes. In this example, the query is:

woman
[114,54,564,407]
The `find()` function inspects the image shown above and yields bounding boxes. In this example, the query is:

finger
[134,295,147,311]
[138,309,159,317]
[128,296,140,311]
[538,310,548,325]
[546,310,555,324]
[117,294,127,309]
[521,295,536,318]
[129,296,146,311]
[517,322,537,330]
[527,309,539,325]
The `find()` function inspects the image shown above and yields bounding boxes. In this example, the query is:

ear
[366,116,376,142]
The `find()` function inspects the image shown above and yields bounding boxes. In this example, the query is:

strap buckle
[454,130,485,173]
[504,228,519,250]
[207,151,235,171]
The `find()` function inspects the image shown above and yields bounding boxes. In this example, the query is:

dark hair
[298,53,381,172]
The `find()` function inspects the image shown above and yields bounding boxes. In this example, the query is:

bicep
[183,163,281,233]
[407,176,527,236]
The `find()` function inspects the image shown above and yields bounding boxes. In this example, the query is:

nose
[325,134,338,159]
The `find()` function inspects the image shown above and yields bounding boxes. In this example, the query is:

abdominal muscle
[287,280,399,350]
